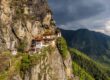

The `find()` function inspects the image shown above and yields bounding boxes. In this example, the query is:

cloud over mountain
[48,0,110,35]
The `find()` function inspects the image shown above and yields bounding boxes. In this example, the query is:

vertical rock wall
[0,0,74,80]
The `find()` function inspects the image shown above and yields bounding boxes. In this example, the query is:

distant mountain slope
[60,29,110,67]
[70,48,110,80]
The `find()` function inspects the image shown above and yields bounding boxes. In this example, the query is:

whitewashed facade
[35,41,43,49]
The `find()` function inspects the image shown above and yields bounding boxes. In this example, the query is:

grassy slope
[70,48,110,80]
[72,61,95,80]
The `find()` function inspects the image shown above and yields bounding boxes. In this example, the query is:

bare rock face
[0,0,52,51]
[20,48,74,80]
[0,0,74,80]
[30,48,67,80]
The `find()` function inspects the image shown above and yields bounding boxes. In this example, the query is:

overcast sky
[48,0,110,35]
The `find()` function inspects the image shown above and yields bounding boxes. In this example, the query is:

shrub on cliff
[20,54,31,72]
[57,37,68,58]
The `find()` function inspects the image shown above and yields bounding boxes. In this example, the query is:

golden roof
[34,36,43,41]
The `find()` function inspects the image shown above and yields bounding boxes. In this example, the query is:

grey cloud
[48,0,105,25]
[48,0,110,35]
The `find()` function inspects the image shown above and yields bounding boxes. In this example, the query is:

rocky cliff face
[0,0,52,51]
[0,0,74,80]
[9,47,73,80]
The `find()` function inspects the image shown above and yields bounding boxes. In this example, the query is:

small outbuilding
[11,49,17,55]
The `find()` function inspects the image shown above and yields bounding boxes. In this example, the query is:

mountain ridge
[60,28,110,67]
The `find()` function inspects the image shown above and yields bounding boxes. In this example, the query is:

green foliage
[0,52,22,80]
[70,48,110,80]
[46,46,55,54]
[20,54,31,72]
[18,41,27,52]
[72,61,94,80]
[57,37,68,58]
[0,72,8,80]
[20,47,49,72]
[20,54,31,79]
